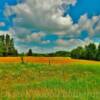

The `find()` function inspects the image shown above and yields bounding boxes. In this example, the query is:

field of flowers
[0,57,73,64]
[0,57,99,64]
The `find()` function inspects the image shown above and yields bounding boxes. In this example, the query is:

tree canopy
[0,34,18,56]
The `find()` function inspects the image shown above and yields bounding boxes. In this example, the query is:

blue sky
[0,0,100,53]
[68,0,100,22]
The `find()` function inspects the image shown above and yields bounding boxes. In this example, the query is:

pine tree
[0,34,18,56]
[27,49,33,56]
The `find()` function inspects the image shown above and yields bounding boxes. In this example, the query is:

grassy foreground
[0,62,100,100]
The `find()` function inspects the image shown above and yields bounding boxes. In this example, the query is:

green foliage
[0,34,18,56]
[71,43,100,61]
[27,49,33,56]
[0,35,5,56]
[85,43,97,60]
[30,51,70,57]
[71,47,85,59]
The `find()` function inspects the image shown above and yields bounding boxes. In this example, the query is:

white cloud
[15,45,53,53]
[55,37,94,49]
[0,22,5,27]
[5,0,77,32]
[95,17,100,33]
[41,40,51,44]
[4,0,100,37]
[54,14,100,37]
[56,39,84,47]
[15,31,46,43]
[26,32,46,42]
[15,37,93,53]
[77,14,100,36]
[0,29,13,37]
[3,0,100,53]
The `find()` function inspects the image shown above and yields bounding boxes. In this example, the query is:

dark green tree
[71,47,85,59]
[8,39,18,56]
[55,51,70,57]
[5,34,10,56]
[85,43,97,60]
[0,35,5,56]
[0,34,18,56]
[27,49,33,56]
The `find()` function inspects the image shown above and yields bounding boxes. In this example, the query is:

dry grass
[0,57,99,64]
[0,57,21,63]
[0,57,75,64]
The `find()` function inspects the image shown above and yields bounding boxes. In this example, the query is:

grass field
[0,58,100,100]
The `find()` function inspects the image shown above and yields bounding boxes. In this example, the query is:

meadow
[0,58,100,100]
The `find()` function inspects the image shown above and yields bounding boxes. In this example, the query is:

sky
[0,0,100,53]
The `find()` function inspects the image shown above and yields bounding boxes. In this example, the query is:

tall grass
[0,62,100,99]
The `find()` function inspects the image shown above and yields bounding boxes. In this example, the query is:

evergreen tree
[9,38,17,56]
[5,34,10,56]
[0,34,18,56]
[27,49,33,56]
[0,35,5,56]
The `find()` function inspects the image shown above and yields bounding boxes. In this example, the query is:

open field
[0,59,100,100]
[0,57,72,64]
[0,57,100,64]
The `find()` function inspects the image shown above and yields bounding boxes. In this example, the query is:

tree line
[0,34,100,61]
[27,43,100,61]
[71,43,100,61]
[26,49,70,57]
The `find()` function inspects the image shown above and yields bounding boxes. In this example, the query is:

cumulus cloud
[15,37,93,53]
[23,32,46,42]
[77,14,100,36]
[5,0,77,32]
[94,17,100,33]
[15,30,46,43]
[3,0,100,53]
[0,29,14,37]
[54,14,100,37]
[56,38,88,47]
[5,0,100,37]
[41,40,51,44]
[52,38,93,52]
[0,22,5,27]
